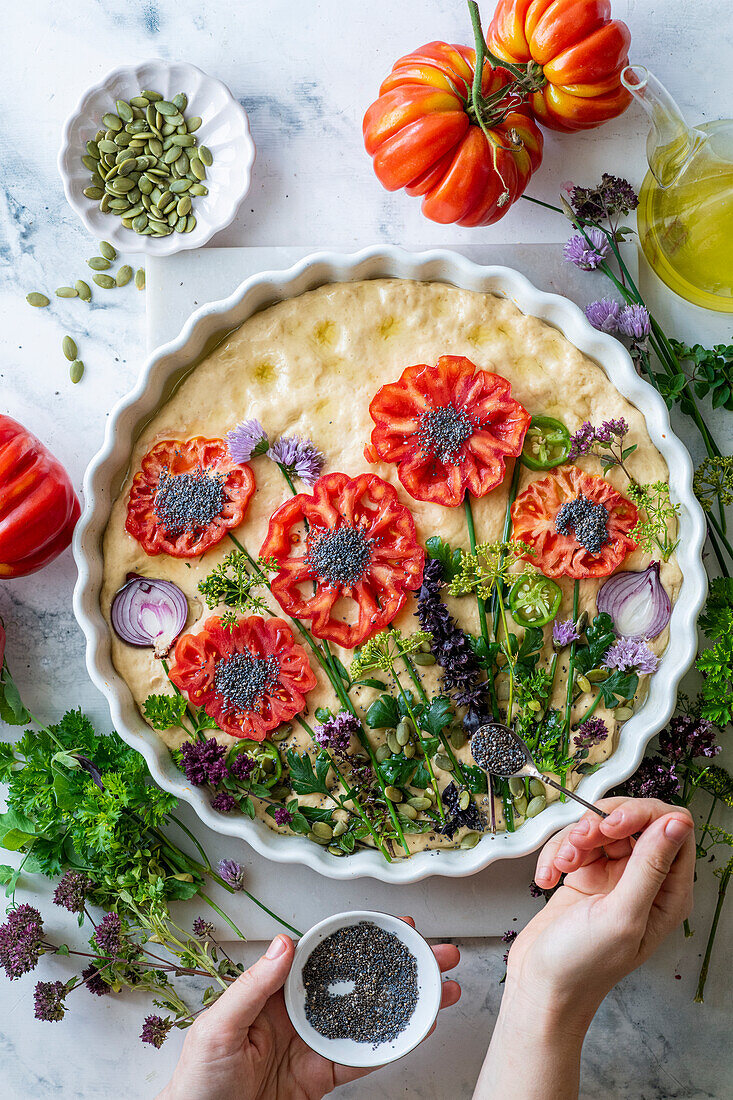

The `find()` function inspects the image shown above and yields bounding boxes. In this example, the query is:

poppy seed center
[555,494,609,554]
[213,651,280,713]
[306,525,374,587]
[417,404,474,463]
[155,468,225,534]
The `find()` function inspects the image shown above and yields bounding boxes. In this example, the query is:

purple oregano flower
[552,619,579,648]
[192,918,216,939]
[617,304,651,339]
[140,1014,173,1048]
[82,964,110,997]
[274,807,293,827]
[585,298,621,333]
[53,871,92,915]
[34,980,68,1022]
[0,904,45,980]
[604,636,659,675]
[93,912,123,957]
[658,713,720,764]
[563,228,609,270]
[269,436,324,486]
[624,756,680,801]
[180,738,229,786]
[314,711,361,754]
[226,419,269,464]
[231,752,256,781]
[574,717,609,749]
[211,791,238,814]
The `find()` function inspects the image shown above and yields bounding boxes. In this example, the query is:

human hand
[508,796,695,1022]
[157,918,460,1100]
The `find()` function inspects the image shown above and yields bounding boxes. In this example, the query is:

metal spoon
[471,722,608,820]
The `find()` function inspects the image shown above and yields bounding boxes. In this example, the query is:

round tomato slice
[125,437,255,558]
[511,466,638,579]
[368,355,531,506]
[168,614,317,741]
[260,471,425,648]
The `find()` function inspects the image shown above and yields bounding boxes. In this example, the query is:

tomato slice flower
[368,355,531,507]
[168,614,317,741]
[125,437,255,558]
[260,471,425,649]
[511,465,638,579]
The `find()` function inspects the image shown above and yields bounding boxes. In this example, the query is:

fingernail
[572,818,590,836]
[665,817,692,842]
[557,842,575,861]
[535,866,552,883]
[605,809,624,827]
[266,935,288,959]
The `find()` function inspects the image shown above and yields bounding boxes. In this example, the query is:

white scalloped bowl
[72,247,707,883]
[58,59,254,255]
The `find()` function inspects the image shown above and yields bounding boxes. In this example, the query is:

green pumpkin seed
[176,194,191,216]
[459,790,471,811]
[26,292,50,307]
[170,133,195,147]
[311,821,333,841]
[614,706,634,721]
[116,99,133,123]
[166,112,185,127]
[586,668,609,683]
[185,214,197,231]
[88,256,111,271]
[69,360,84,384]
[102,112,122,131]
[99,194,111,212]
[529,779,546,798]
[186,115,202,132]
[113,176,135,193]
[332,820,348,838]
[396,725,410,747]
[375,743,391,763]
[130,95,150,108]
[399,804,418,821]
[93,273,116,289]
[576,674,592,694]
[413,652,436,666]
[396,717,413,738]
[450,727,466,750]
[83,186,104,200]
[172,92,188,110]
[85,140,100,159]
[408,796,431,811]
[189,156,206,180]
[189,183,207,196]
[62,334,77,361]
[132,213,148,232]
[308,831,330,845]
[385,785,403,803]
[138,176,154,195]
[142,89,162,102]
[55,286,78,298]
[156,100,177,116]
[460,831,480,849]
[513,795,528,816]
[125,202,145,219]
[574,610,589,635]
[199,144,213,166]
[526,795,547,818]
[434,753,453,772]
[327,844,346,856]
[386,731,400,755]
[403,742,416,759]
[116,264,133,287]
[82,154,99,171]
[508,776,525,798]
[169,178,192,193]
[120,217,134,229]
[75,280,92,301]
[99,240,117,261]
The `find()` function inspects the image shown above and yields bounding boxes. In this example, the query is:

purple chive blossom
[81,964,110,997]
[93,912,123,957]
[604,636,659,675]
[552,619,580,647]
[268,436,325,486]
[180,738,229,786]
[231,752,256,781]
[226,419,269,464]
[563,228,609,270]
[585,298,621,333]
[217,859,246,891]
[658,713,720,764]
[314,711,361,754]
[192,918,216,939]
[274,807,293,827]
[501,928,518,964]
[140,1014,173,1049]
[574,717,609,749]
[53,871,92,915]
[211,791,238,814]
[623,755,680,801]
[34,980,67,1022]
[617,304,651,339]
[0,904,45,980]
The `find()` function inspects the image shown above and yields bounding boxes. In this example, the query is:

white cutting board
[145,244,622,938]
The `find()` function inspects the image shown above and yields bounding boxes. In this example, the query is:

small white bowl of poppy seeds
[284,911,442,1068]
[58,59,255,255]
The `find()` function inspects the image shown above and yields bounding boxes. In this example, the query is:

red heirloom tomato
[487,0,632,132]
[260,472,425,649]
[363,41,543,225]
[0,415,80,579]
[168,614,317,741]
[511,465,637,578]
[125,438,255,558]
[368,355,531,507]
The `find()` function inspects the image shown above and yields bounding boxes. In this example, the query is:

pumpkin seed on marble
[88,256,111,271]
[99,241,117,261]
[69,360,84,384]
[93,273,116,289]
[56,286,78,298]
[116,265,133,287]
[62,335,77,361]
[26,292,50,307]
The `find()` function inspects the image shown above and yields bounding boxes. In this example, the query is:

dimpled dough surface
[101,279,681,852]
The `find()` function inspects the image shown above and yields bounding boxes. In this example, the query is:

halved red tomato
[511,465,637,578]
[368,355,531,506]
[260,471,425,648]
[168,614,317,740]
[125,438,255,558]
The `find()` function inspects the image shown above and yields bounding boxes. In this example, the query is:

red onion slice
[111,573,188,657]
[596,561,671,640]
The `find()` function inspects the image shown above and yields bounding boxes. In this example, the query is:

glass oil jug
[621,65,733,313]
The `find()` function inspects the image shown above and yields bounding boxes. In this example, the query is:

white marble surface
[1,0,732,1097]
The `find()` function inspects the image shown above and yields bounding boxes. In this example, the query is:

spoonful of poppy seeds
[470,723,609,821]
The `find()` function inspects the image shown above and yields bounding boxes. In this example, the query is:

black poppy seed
[154,468,225,534]
[306,525,374,587]
[213,651,280,713]
[555,493,610,554]
[471,725,527,776]
[302,921,418,1047]
[416,403,474,463]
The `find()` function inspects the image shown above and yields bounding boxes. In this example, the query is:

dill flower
[563,228,609,270]
[226,419,269,464]
[693,456,733,513]
[53,871,92,915]
[34,979,68,1022]
[268,436,324,486]
[217,859,246,890]
[140,1014,173,1048]
[585,298,621,333]
[0,904,45,980]
[604,636,659,675]
[314,711,361,754]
